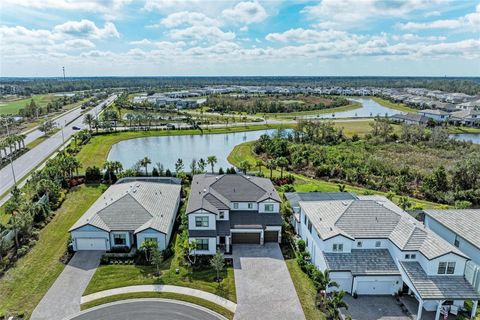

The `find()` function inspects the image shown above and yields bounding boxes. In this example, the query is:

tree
[184,239,198,265]
[139,156,151,176]
[190,158,197,174]
[276,157,289,178]
[83,114,94,132]
[207,155,217,174]
[238,160,251,174]
[266,159,276,179]
[323,290,348,320]
[103,161,116,184]
[255,159,264,173]
[4,187,23,248]
[197,158,207,173]
[398,196,412,211]
[38,120,55,135]
[175,158,184,175]
[140,240,158,263]
[210,251,225,282]
[151,248,163,276]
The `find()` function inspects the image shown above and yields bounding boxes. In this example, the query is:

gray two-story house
[187,174,282,254]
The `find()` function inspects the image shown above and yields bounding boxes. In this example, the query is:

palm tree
[83,114,94,132]
[4,187,23,248]
[111,161,123,174]
[324,290,348,320]
[190,159,197,174]
[197,158,207,173]
[255,159,264,173]
[175,158,184,175]
[207,155,217,174]
[238,160,251,174]
[398,196,412,211]
[125,113,134,128]
[103,160,115,184]
[276,157,289,179]
[266,159,276,179]
[140,156,151,176]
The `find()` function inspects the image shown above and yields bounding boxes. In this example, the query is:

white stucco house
[288,193,479,320]
[69,177,182,252]
[187,174,282,255]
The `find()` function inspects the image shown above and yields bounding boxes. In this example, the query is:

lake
[108,129,282,171]
[451,133,480,144]
[304,98,406,119]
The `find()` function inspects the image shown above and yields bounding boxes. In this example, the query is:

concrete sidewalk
[81,284,237,313]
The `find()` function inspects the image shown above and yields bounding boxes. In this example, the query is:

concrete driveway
[31,251,104,320]
[341,295,411,320]
[232,243,305,320]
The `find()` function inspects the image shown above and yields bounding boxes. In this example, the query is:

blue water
[304,98,406,119]
[108,129,282,171]
[451,133,480,144]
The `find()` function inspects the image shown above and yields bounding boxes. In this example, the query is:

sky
[0,0,479,77]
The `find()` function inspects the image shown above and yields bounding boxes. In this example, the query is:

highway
[0,95,116,197]
[68,299,226,320]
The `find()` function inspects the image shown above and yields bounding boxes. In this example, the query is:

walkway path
[81,284,237,313]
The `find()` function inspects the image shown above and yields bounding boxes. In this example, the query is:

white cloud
[144,0,201,11]
[169,25,235,42]
[54,20,119,39]
[160,11,220,28]
[2,0,131,13]
[266,28,349,43]
[222,1,268,24]
[80,50,114,58]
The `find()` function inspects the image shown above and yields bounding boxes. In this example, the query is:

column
[435,301,445,320]
[416,300,424,320]
[471,300,478,320]
[226,236,230,254]
[260,231,264,245]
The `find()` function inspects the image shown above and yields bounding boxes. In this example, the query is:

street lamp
[5,122,17,185]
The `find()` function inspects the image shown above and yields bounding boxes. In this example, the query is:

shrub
[110,245,130,253]
[85,166,102,182]
[297,239,306,252]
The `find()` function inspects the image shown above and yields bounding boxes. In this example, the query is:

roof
[69,180,181,234]
[424,209,480,250]
[188,229,217,237]
[299,195,468,260]
[187,174,281,214]
[284,192,357,209]
[229,211,282,229]
[400,261,480,300]
[391,113,429,123]
[324,249,400,276]
[449,109,480,120]
[418,109,450,115]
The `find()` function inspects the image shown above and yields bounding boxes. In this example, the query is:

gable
[98,194,152,231]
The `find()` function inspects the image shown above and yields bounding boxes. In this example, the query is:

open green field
[0,184,104,318]
[262,103,362,119]
[369,96,417,113]
[80,292,234,319]
[0,94,56,115]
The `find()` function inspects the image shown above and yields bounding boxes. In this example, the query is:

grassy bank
[369,96,417,113]
[227,141,444,209]
[80,292,234,319]
[262,103,362,119]
[0,94,55,115]
[76,124,294,171]
[448,126,480,134]
[0,184,105,318]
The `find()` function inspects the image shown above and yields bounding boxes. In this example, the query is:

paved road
[67,299,227,320]
[232,243,305,320]
[0,95,116,197]
[31,251,104,320]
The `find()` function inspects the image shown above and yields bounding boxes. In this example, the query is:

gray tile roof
[424,209,480,249]
[70,180,181,234]
[300,195,467,260]
[324,249,400,275]
[284,192,357,209]
[187,174,281,214]
[188,229,217,237]
[400,261,480,300]
[229,211,282,229]
[391,113,429,123]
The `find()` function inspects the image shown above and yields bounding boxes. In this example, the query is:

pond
[451,133,480,144]
[107,129,282,171]
[304,98,406,119]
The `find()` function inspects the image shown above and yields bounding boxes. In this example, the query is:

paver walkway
[232,243,305,320]
[81,284,237,313]
[31,251,104,320]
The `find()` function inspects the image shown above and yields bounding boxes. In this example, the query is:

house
[424,209,480,295]
[449,109,480,127]
[417,109,450,122]
[390,113,430,125]
[69,177,182,252]
[290,194,479,320]
[187,174,282,255]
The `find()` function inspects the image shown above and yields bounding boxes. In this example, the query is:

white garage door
[76,238,107,250]
[356,280,395,295]
[330,275,353,293]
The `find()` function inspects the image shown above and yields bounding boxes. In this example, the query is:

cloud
[160,11,220,28]
[144,0,201,11]
[222,1,268,24]
[266,28,349,43]
[1,0,131,13]
[54,20,119,39]
[169,26,235,42]
[80,50,114,58]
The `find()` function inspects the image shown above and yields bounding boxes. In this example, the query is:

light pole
[5,122,17,185]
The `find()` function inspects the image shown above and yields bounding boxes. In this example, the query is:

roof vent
[330,227,333,231]
[342,201,348,206]
[203,188,207,193]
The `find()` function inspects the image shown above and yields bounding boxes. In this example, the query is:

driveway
[31,251,104,320]
[232,243,305,320]
[341,295,411,320]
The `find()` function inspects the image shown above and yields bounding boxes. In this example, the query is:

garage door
[356,280,395,295]
[264,231,279,242]
[76,238,107,250]
[331,276,353,293]
[232,232,261,244]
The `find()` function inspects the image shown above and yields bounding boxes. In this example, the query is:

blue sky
[1,0,479,77]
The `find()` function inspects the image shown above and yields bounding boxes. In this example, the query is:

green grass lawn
[0,94,56,115]
[448,126,480,134]
[285,259,326,320]
[260,103,362,119]
[84,235,237,302]
[80,292,234,319]
[369,96,417,113]
[0,184,105,318]
[76,124,294,171]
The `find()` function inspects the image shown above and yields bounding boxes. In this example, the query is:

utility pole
[62,66,66,80]
[5,122,17,185]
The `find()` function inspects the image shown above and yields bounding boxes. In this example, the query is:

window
[195,216,209,227]
[113,234,126,245]
[233,203,239,209]
[264,204,274,212]
[454,236,460,247]
[145,237,158,244]
[375,241,381,248]
[307,220,312,233]
[219,211,225,219]
[438,262,447,274]
[411,254,416,259]
[248,203,253,209]
[305,238,308,247]
[196,239,209,251]
[447,262,456,274]
[357,241,363,248]
[304,215,307,224]
[333,244,343,252]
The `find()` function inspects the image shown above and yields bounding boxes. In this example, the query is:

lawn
[228,141,445,209]
[0,94,55,115]
[80,292,234,319]
[0,184,105,318]
[285,259,326,320]
[261,103,362,119]
[84,235,237,302]
[369,96,417,113]
[76,124,294,171]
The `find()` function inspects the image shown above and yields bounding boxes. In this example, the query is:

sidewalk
[81,284,237,313]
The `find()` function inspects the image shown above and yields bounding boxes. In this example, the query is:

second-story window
[375,241,381,248]
[265,204,274,212]
[357,241,363,248]
[233,203,239,209]
[195,216,209,227]
[307,220,312,233]
[438,262,447,274]
[454,235,460,247]
[333,244,344,252]
[248,203,253,209]
[447,262,456,274]
[219,211,225,219]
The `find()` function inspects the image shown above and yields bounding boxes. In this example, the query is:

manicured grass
[76,124,294,171]
[84,236,237,302]
[228,141,445,209]
[0,94,55,115]
[0,184,105,318]
[25,128,61,149]
[285,259,326,320]
[80,292,234,319]
[448,126,480,134]
[261,103,362,119]
[369,96,417,113]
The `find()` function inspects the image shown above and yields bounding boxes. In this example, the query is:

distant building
[417,109,450,122]
[391,113,430,125]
